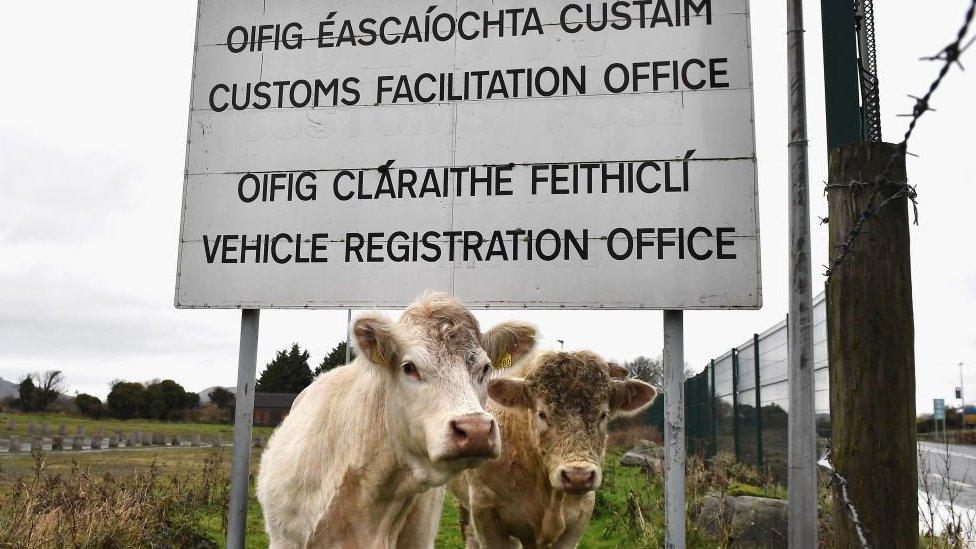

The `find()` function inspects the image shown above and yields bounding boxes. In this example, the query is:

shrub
[74,393,104,418]
[106,381,148,419]
[0,450,228,547]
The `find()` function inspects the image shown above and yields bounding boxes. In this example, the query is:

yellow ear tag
[371,348,385,364]
[497,352,513,369]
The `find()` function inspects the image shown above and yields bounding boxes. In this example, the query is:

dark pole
[710,359,717,457]
[820,0,862,148]
[732,349,740,462]
[754,334,763,469]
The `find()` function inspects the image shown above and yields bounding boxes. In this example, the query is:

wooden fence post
[827,141,916,547]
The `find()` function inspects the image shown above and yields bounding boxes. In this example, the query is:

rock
[620,439,664,471]
[696,494,787,548]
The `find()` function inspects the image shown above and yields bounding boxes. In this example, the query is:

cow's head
[488,351,658,494]
[351,293,537,485]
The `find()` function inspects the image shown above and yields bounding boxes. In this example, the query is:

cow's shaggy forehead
[525,351,611,417]
[399,293,483,364]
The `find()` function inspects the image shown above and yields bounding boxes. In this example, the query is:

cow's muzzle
[442,414,499,460]
[555,463,600,493]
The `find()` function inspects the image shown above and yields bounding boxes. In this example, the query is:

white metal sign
[176,0,761,309]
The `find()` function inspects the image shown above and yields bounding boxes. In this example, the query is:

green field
[0,414,768,547]
[0,443,713,548]
[0,411,275,439]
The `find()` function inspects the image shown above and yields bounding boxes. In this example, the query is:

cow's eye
[537,411,548,422]
[402,362,421,380]
[599,411,608,421]
[481,364,491,378]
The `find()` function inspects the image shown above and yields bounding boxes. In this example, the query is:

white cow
[256,293,537,548]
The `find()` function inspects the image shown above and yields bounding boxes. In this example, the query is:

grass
[436,492,467,548]
[0,449,228,547]
[7,433,975,547]
[0,411,275,439]
[0,447,233,486]
[0,438,795,548]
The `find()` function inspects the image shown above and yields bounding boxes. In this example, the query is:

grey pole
[663,310,685,548]
[345,309,352,364]
[960,362,965,431]
[227,309,260,549]
[786,0,818,546]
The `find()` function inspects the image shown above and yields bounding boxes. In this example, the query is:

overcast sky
[1,1,973,413]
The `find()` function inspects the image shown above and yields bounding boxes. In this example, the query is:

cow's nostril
[450,420,468,441]
[443,415,497,460]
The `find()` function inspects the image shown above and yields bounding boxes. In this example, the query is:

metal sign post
[663,310,685,548]
[786,0,818,545]
[344,309,352,364]
[226,309,260,549]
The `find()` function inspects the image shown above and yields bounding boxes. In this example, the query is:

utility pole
[786,0,818,546]
[826,143,917,548]
[819,0,921,546]
[961,362,966,430]
[960,362,976,430]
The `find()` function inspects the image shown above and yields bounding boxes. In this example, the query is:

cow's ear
[351,313,401,367]
[609,380,659,417]
[608,362,629,379]
[482,321,538,369]
[487,377,532,409]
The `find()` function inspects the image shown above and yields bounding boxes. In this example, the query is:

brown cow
[256,293,537,548]
[451,350,658,548]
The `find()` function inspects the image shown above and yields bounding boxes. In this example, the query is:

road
[918,441,976,537]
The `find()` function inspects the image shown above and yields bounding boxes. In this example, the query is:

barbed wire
[824,0,976,279]
[829,460,874,549]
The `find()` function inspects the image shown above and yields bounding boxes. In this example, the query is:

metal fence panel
[713,351,736,456]
[681,292,830,483]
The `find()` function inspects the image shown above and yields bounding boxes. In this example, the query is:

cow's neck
[497,408,575,546]
[311,363,430,546]
[316,450,420,546]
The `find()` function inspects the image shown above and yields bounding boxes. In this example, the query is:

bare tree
[16,370,65,411]
[34,370,65,394]
[625,356,662,387]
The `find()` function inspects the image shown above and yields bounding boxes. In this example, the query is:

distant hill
[198,386,234,404]
[0,376,18,400]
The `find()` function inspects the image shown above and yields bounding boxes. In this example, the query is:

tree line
[5,346,652,421]
[253,341,353,394]
[3,341,354,420]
